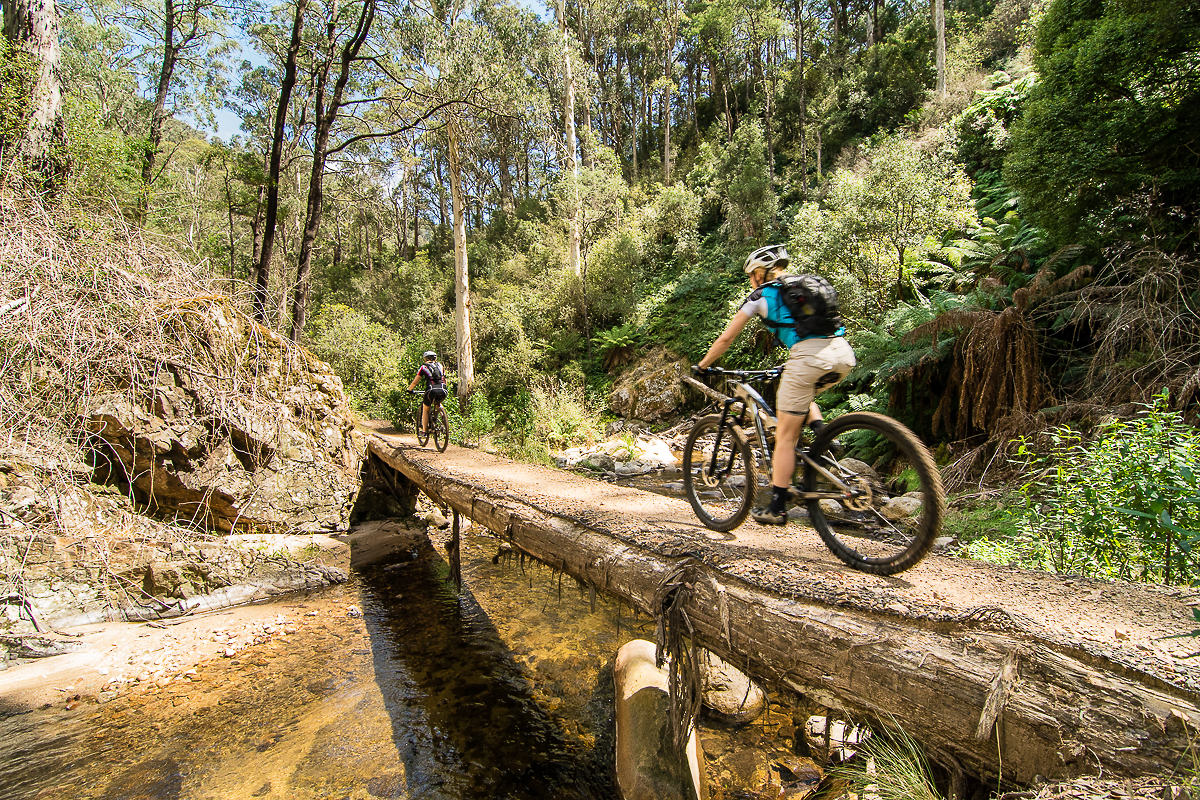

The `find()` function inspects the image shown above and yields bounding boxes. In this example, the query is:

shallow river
[0,521,798,800]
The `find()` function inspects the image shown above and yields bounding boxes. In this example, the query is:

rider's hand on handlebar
[691,364,712,377]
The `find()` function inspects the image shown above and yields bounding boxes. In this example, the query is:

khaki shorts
[776,336,856,416]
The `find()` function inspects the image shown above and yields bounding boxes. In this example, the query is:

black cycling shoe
[751,506,788,526]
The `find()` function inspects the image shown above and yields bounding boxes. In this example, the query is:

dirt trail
[366,421,1200,692]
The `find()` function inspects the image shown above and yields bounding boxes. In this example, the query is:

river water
[0,522,806,800]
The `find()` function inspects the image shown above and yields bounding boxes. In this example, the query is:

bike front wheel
[432,406,449,452]
[683,415,756,532]
[803,412,944,575]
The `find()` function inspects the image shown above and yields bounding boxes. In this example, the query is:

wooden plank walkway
[365,428,1200,786]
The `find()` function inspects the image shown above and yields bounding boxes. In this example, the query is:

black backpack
[426,362,445,386]
[766,274,843,339]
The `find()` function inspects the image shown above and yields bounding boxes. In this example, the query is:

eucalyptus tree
[289,0,376,342]
[111,0,237,222]
[382,0,551,399]
[2,0,67,184]
[251,0,307,323]
[557,0,581,275]
[58,0,141,131]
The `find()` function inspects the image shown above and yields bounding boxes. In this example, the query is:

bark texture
[2,0,65,183]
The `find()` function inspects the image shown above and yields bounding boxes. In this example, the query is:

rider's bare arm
[698,311,752,369]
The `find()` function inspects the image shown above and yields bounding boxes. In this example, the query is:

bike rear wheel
[683,415,756,532]
[432,406,449,452]
[802,412,944,575]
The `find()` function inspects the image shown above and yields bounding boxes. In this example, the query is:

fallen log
[369,437,1200,787]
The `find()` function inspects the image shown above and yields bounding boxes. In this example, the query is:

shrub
[1009,392,1200,584]
[306,303,412,420]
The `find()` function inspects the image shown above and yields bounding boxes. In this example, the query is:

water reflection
[0,527,643,800]
[361,539,614,799]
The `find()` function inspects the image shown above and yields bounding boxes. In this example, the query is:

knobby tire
[683,415,756,532]
[433,406,449,452]
[803,412,944,575]
[416,405,430,447]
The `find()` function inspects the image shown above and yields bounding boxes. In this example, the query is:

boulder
[803,716,870,764]
[609,348,690,422]
[881,495,922,520]
[699,649,767,725]
[614,639,708,800]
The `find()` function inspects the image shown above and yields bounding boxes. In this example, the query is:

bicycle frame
[703,368,864,505]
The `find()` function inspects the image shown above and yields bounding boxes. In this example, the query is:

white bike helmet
[743,244,790,274]
[423,350,437,361]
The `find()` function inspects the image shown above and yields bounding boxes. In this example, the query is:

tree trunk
[2,0,66,187]
[559,0,581,277]
[765,38,775,182]
[290,0,375,342]
[934,0,946,100]
[250,188,264,273]
[496,120,514,215]
[255,0,307,324]
[797,0,808,200]
[446,121,474,401]
[370,438,1200,790]
[138,0,177,224]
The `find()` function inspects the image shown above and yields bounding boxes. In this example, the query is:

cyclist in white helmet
[694,244,856,525]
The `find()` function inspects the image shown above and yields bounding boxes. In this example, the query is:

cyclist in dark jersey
[407,351,448,436]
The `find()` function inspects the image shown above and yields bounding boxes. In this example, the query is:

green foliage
[640,263,758,365]
[944,494,1024,558]
[461,392,497,445]
[821,17,936,156]
[952,70,1036,174]
[527,378,603,451]
[833,722,942,800]
[789,136,977,325]
[1003,0,1200,250]
[713,119,778,245]
[62,98,144,203]
[306,304,412,420]
[1009,392,1200,584]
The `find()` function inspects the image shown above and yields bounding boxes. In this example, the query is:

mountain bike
[410,389,449,452]
[683,366,945,575]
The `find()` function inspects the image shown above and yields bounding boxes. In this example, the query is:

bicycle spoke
[804,412,944,575]
[683,415,756,531]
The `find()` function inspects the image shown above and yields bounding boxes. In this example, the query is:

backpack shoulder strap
[757,280,793,329]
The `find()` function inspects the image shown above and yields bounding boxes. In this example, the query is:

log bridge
[365,431,1200,789]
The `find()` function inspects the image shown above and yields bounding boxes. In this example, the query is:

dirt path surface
[365,422,1200,693]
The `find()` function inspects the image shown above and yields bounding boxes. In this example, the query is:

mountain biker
[693,244,856,526]
[408,351,448,437]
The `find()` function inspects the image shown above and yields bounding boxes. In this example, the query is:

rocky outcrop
[609,348,690,422]
[83,300,362,534]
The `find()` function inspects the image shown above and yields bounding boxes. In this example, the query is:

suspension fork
[707,399,741,479]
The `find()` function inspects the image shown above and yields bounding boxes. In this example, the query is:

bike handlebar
[695,365,784,381]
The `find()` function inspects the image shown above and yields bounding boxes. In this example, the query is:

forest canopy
[1,0,1198,475]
